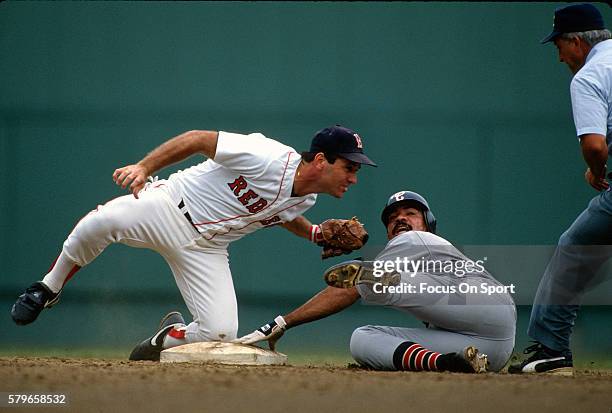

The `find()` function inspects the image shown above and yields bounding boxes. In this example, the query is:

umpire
[511,4,612,375]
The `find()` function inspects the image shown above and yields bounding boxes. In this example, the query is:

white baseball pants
[61,184,238,342]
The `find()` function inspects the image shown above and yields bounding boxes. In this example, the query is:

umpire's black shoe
[508,342,573,376]
[11,282,61,325]
[129,311,186,361]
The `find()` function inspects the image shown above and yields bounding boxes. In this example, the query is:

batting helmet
[380,190,437,234]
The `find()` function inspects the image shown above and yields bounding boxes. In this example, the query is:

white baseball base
[160,342,288,366]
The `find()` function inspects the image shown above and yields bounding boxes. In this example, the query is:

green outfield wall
[1,2,611,362]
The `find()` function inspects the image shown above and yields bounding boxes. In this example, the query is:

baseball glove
[319,217,369,259]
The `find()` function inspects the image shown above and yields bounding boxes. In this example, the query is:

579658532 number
[2,393,68,406]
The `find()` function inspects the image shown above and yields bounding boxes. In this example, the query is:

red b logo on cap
[354,133,363,149]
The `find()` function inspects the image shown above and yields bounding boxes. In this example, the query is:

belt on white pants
[178,199,201,234]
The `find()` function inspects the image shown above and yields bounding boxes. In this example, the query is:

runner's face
[386,206,427,240]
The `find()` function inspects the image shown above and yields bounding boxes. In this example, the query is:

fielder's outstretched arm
[281,216,314,239]
[282,217,369,261]
[113,130,219,197]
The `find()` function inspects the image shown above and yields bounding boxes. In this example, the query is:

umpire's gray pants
[528,189,612,353]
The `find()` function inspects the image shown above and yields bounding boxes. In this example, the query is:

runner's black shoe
[439,346,488,373]
[508,342,573,376]
[11,282,61,325]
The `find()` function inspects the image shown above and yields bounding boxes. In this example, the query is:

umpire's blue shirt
[570,38,612,154]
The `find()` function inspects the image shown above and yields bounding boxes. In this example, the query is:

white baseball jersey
[50,130,319,343]
[166,131,317,247]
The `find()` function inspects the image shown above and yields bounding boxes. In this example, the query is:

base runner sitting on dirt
[235,190,517,373]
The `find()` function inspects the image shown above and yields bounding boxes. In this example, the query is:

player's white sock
[163,326,187,349]
[41,252,81,293]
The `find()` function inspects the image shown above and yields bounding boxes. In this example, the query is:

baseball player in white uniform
[10,125,376,361]
[237,191,517,373]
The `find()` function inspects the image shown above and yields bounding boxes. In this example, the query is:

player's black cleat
[11,282,61,325]
[129,311,186,361]
[439,346,488,373]
[324,260,400,289]
[508,342,573,376]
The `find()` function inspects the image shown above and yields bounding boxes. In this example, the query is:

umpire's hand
[585,167,610,192]
[233,316,287,351]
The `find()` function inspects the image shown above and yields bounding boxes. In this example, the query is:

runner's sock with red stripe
[392,341,442,371]
[392,341,478,373]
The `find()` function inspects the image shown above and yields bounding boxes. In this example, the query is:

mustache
[392,221,413,233]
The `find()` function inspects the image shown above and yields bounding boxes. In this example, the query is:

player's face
[553,37,587,74]
[386,206,427,240]
[322,157,360,198]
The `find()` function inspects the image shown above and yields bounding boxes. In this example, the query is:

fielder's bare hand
[232,316,287,351]
[113,164,149,198]
[585,167,609,192]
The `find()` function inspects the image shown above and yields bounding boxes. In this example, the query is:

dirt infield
[2,357,611,413]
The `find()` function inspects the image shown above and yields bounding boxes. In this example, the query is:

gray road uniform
[351,231,516,372]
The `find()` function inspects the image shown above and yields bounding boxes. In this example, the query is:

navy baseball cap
[310,125,377,167]
[541,3,605,44]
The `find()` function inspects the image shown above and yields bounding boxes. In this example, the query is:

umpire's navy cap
[541,3,605,44]
[310,125,377,167]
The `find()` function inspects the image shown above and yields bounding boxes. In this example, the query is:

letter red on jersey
[238,189,258,206]
[247,198,268,213]
[228,176,248,195]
